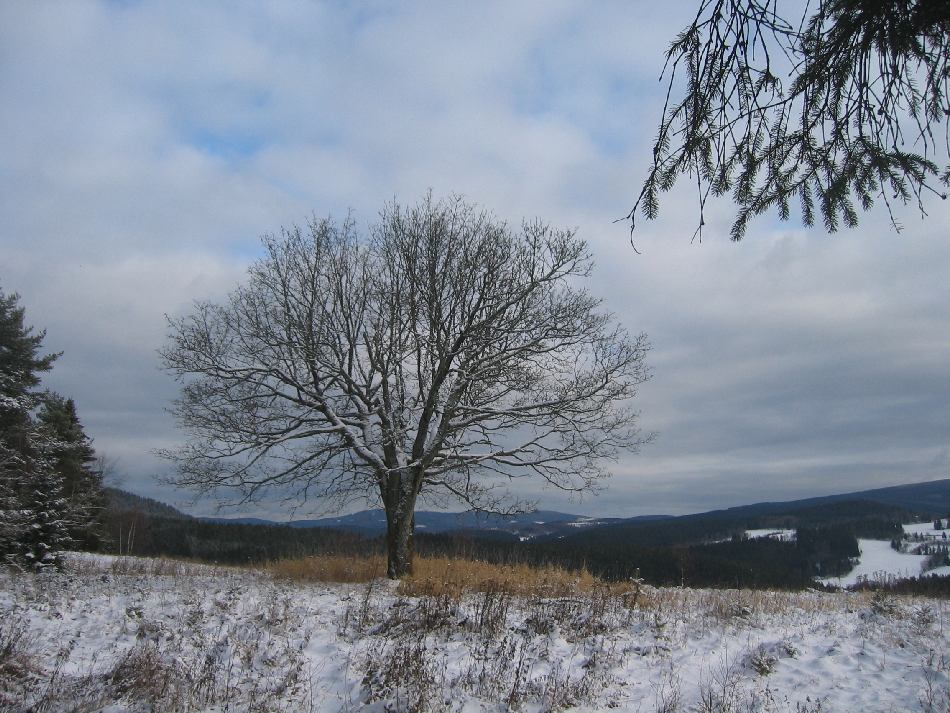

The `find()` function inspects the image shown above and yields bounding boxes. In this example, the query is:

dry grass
[269,553,387,583]
[68,551,637,603]
[64,553,241,578]
[400,556,616,599]
[67,551,882,623]
[269,552,642,599]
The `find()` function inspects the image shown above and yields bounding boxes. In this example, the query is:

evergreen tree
[0,286,100,568]
[633,0,950,240]
[11,441,73,569]
[36,394,106,550]
[0,290,58,403]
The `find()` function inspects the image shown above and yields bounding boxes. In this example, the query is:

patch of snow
[745,528,796,541]
[819,523,950,587]
[904,521,949,539]
[820,539,928,587]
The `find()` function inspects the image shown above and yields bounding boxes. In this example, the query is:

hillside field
[1,552,947,712]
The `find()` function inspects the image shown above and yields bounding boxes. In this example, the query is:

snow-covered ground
[821,522,950,588]
[905,522,950,540]
[817,523,950,588]
[745,529,796,542]
[1,554,948,712]
[821,539,930,587]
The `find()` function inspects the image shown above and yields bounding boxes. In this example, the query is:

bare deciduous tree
[631,0,950,242]
[161,195,650,577]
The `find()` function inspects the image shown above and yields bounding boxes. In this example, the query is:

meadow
[1,552,947,712]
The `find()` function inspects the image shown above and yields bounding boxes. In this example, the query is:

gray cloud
[1,0,948,518]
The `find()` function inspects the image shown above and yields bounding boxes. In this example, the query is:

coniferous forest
[98,490,926,591]
[0,288,106,569]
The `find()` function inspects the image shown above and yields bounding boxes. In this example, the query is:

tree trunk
[385,507,415,579]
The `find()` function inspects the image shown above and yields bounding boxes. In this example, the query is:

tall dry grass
[64,553,242,578]
[268,553,387,583]
[268,553,641,599]
[400,556,611,598]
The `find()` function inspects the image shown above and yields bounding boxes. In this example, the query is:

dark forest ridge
[103,479,950,591]
[111,477,950,539]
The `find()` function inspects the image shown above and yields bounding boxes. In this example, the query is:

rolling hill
[194,478,950,541]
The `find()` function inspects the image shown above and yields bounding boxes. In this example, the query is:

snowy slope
[820,539,930,587]
[905,521,950,539]
[818,522,950,587]
[745,528,796,541]
[1,553,947,712]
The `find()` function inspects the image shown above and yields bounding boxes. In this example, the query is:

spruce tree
[37,394,106,550]
[0,286,101,568]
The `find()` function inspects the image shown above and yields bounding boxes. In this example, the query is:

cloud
[1,0,948,518]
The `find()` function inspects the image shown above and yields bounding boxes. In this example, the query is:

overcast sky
[2,1,949,519]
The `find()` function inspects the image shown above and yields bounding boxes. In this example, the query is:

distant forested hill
[411,499,906,589]
[704,478,950,520]
[553,499,912,550]
[102,487,370,563]
[97,479,948,588]
[197,479,950,540]
[104,487,191,519]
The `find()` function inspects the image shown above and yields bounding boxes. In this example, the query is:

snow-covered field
[818,523,950,588]
[821,539,931,587]
[744,529,796,542]
[905,522,950,540]
[1,554,948,712]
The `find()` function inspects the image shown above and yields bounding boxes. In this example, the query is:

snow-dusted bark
[162,195,651,577]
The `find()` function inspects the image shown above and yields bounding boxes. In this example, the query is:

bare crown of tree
[161,195,650,576]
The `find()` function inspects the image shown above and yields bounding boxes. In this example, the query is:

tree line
[0,288,106,568]
[98,499,910,591]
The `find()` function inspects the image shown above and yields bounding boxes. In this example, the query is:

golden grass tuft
[269,552,642,600]
[268,554,387,583]
[399,556,609,598]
